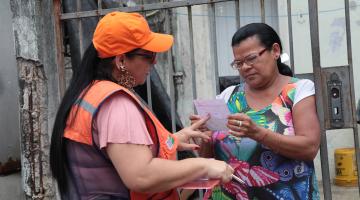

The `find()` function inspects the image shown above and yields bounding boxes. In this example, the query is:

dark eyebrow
[244,52,258,58]
[234,52,257,62]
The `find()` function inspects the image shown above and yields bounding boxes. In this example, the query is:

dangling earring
[116,63,136,89]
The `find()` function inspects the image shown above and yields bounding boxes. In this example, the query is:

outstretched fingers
[190,114,210,130]
[187,130,211,141]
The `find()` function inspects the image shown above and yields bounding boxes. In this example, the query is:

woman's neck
[244,74,290,111]
[247,73,285,94]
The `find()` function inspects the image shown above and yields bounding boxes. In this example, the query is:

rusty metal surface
[322,66,354,129]
[235,0,240,29]
[165,8,177,133]
[77,0,84,57]
[98,0,102,10]
[146,75,153,110]
[187,6,197,100]
[260,0,265,23]
[286,0,294,72]
[18,58,54,199]
[0,158,21,175]
[344,0,360,194]
[54,0,65,97]
[307,0,332,199]
[209,3,220,94]
[60,0,232,20]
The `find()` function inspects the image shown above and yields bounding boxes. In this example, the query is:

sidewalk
[0,172,359,200]
[0,172,22,200]
[318,182,359,200]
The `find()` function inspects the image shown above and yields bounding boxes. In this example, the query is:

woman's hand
[189,114,213,143]
[205,159,234,183]
[189,114,211,132]
[175,115,211,151]
[189,114,214,157]
[227,113,263,140]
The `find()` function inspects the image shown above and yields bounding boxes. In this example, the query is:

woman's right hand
[204,159,234,183]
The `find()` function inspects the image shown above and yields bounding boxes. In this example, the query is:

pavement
[318,183,359,200]
[0,172,22,200]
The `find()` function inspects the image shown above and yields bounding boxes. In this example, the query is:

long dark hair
[50,42,151,195]
[231,23,293,77]
[50,43,116,195]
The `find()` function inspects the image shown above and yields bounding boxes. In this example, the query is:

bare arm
[107,143,233,193]
[228,96,320,161]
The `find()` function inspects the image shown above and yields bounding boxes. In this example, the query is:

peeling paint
[0,157,21,175]
[17,58,54,199]
[10,0,39,61]
[9,0,58,199]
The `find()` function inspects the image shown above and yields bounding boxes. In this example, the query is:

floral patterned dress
[211,78,320,200]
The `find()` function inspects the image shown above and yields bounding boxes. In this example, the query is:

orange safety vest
[64,80,179,200]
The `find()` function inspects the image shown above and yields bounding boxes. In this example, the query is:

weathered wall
[172,1,279,126]
[10,0,60,199]
[0,0,21,174]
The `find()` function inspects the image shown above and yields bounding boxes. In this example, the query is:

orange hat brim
[141,32,174,53]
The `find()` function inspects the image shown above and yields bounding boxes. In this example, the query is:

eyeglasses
[230,48,267,70]
[127,52,157,64]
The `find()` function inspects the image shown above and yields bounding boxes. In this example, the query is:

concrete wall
[9,0,60,198]
[0,0,20,170]
[172,0,279,125]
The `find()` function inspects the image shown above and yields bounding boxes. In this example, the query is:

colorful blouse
[211,77,320,200]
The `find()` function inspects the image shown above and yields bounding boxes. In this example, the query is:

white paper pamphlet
[193,99,230,131]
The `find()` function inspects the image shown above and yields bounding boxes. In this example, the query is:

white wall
[350,0,360,103]
[277,0,360,182]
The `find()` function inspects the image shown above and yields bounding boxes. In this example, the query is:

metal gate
[53,0,360,199]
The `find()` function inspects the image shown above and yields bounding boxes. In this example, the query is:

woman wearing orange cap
[50,11,233,200]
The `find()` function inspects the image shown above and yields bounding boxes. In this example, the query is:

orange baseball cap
[93,11,174,58]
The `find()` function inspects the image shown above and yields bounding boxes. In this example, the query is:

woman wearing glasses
[50,12,234,200]
[192,23,321,200]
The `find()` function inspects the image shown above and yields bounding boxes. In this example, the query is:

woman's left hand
[175,114,212,151]
[227,113,262,139]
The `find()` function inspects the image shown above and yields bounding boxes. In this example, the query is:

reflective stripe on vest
[64,80,179,200]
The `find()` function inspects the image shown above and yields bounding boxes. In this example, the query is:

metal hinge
[173,71,184,85]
